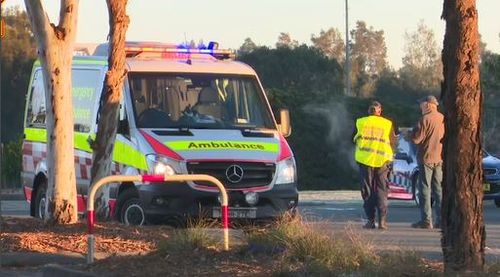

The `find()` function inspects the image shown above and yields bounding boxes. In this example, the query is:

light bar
[125,43,235,60]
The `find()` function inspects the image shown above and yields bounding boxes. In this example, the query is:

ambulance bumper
[137,182,298,221]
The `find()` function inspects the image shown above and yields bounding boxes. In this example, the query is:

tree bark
[90,0,129,220]
[25,0,78,224]
[441,0,485,272]
[24,0,79,224]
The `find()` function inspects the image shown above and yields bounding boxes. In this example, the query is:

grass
[154,213,449,276]
[246,213,441,276]
[158,217,219,253]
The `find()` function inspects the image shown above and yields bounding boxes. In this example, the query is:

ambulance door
[72,66,105,197]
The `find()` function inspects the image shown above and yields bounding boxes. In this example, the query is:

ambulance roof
[99,41,257,76]
[36,42,258,76]
[125,58,257,75]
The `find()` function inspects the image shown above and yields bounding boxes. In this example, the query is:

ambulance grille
[187,162,275,189]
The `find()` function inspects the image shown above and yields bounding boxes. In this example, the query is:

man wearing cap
[410,95,445,229]
[353,101,397,230]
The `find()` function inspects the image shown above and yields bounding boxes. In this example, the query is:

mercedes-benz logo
[225,165,244,183]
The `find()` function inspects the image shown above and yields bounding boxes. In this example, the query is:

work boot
[411,220,433,229]
[378,215,388,230]
[363,219,376,229]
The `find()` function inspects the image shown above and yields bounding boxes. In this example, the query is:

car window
[25,68,102,133]
[396,136,410,154]
[26,70,46,128]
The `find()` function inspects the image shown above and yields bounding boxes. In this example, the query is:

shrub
[158,218,219,253]
[246,215,439,276]
[1,138,22,188]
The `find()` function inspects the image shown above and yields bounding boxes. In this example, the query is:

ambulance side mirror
[118,118,130,137]
[277,109,291,137]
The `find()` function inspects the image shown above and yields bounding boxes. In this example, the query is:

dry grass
[245,214,441,276]
[157,217,220,253]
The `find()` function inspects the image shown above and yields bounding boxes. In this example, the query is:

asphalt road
[2,196,500,262]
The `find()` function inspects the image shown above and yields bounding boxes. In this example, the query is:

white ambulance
[22,42,298,225]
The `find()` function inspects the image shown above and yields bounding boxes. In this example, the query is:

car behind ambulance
[22,42,298,225]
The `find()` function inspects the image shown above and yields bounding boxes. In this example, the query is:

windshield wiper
[236,127,275,138]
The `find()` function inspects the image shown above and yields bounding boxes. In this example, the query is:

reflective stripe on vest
[354,116,393,167]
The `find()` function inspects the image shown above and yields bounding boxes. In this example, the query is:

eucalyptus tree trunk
[90,0,129,220]
[441,0,485,272]
[24,0,79,224]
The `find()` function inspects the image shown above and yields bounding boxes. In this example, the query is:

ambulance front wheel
[117,189,146,226]
[34,183,47,220]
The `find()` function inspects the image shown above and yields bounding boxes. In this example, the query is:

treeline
[1,8,36,187]
[238,22,500,189]
[1,7,499,189]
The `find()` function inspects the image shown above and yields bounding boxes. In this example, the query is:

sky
[5,0,500,69]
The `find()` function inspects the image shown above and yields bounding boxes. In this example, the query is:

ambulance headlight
[154,163,176,176]
[147,154,177,176]
[245,192,259,206]
[275,158,296,185]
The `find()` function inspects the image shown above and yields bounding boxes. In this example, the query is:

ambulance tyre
[118,189,146,226]
[34,182,47,220]
[495,199,500,208]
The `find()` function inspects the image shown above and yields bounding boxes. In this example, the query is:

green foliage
[311,27,345,61]
[399,20,442,93]
[350,21,388,98]
[481,51,500,153]
[238,37,258,55]
[239,46,358,189]
[238,44,427,189]
[239,45,343,100]
[1,138,22,187]
[1,7,36,143]
[276,33,299,49]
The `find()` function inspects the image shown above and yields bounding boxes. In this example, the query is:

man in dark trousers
[353,101,396,229]
[411,95,445,229]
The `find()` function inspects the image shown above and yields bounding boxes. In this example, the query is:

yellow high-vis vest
[353,116,393,167]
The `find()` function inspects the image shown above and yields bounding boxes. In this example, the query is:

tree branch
[24,0,53,47]
[58,0,79,41]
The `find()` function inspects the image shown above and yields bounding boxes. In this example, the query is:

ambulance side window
[26,70,46,128]
[118,96,130,137]
[72,69,102,133]
[26,68,101,132]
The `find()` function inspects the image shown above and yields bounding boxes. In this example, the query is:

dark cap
[369,101,382,108]
[368,101,382,115]
[418,95,439,106]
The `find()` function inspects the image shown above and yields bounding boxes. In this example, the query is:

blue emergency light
[124,41,234,60]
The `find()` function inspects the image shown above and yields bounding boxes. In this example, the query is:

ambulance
[22,42,298,225]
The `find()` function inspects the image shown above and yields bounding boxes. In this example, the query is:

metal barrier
[86,174,229,264]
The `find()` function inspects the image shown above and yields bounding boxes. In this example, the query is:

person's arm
[352,125,358,144]
[389,125,397,151]
[411,118,426,145]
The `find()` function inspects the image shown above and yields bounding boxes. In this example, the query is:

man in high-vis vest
[353,101,396,229]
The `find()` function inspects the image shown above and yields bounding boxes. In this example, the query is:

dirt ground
[0,217,277,276]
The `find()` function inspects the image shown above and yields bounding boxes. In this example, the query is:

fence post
[86,174,229,264]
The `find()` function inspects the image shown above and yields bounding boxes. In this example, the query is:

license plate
[212,207,257,219]
[483,183,490,192]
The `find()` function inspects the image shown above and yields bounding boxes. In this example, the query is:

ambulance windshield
[129,73,275,130]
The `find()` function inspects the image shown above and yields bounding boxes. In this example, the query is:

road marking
[317,207,357,211]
